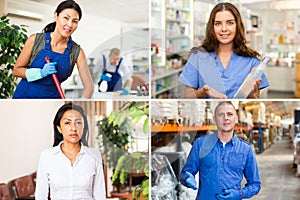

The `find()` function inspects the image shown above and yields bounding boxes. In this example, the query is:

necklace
[61,144,81,164]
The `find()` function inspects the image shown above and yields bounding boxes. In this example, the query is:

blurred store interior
[151,0,300,99]
[151,100,300,199]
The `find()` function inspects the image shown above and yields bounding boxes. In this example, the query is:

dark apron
[98,56,123,92]
[13,32,72,99]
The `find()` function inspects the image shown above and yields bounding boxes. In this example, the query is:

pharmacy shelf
[152,68,183,81]
[166,18,190,23]
[165,6,190,12]
[151,0,193,98]
[168,35,190,40]
[153,83,180,96]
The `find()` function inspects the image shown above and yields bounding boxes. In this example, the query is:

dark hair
[53,103,89,147]
[43,0,82,33]
[199,2,260,59]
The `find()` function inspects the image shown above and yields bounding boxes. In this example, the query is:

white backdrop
[0,101,63,183]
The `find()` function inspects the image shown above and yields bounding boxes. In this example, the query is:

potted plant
[0,16,28,98]
[109,102,149,199]
[96,101,149,198]
[96,117,133,169]
[112,151,149,200]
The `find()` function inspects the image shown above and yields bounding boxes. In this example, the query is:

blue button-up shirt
[180,132,261,199]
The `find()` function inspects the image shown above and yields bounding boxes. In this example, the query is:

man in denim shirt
[180,101,261,199]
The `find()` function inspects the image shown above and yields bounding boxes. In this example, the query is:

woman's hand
[247,67,261,98]
[201,85,227,99]
[184,85,227,99]
[247,78,261,98]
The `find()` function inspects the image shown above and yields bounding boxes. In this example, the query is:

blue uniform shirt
[178,51,269,98]
[180,133,261,200]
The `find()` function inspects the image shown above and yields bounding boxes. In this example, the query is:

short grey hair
[214,101,237,116]
[109,48,121,56]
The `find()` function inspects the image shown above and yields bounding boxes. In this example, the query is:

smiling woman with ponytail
[13,0,93,99]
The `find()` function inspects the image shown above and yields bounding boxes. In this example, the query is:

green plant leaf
[143,117,149,134]
[96,102,149,194]
[131,115,142,125]
[0,15,27,98]
[112,154,127,182]
[141,179,149,198]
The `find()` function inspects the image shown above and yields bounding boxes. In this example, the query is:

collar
[231,134,238,145]
[52,141,86,155]
[216,132,238,146]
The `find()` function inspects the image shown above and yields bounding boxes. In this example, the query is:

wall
[0,101,63,183]
[6,5,125,57]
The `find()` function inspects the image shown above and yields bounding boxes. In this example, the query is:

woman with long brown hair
[179,2,269,99]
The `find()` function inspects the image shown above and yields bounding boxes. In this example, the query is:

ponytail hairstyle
[43,0,82,32]
[53,103,89,147]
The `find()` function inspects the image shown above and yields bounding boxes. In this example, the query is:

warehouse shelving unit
[151,123,253,151]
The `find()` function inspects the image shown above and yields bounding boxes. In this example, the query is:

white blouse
[35,143,106,200]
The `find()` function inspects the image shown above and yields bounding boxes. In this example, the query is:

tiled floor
[250,136,300,200]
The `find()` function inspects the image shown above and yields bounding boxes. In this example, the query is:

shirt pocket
[228,152,245,170]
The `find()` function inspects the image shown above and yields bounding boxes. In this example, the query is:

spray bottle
[234,57,271,99]
[98,73,112,92]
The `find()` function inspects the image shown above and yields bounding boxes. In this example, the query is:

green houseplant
[109,101,149,200]
[96,117,133,169]
[0,16,28,98]
[112,151,149,200]
[96,101,149,199]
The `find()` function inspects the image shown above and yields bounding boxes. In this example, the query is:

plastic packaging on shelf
[151,101,180,122]
[234,57,271,99]
[151,153,178,200]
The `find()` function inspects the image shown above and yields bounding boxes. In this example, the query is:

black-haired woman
[35,103,106,199]
[13,0,93,99]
